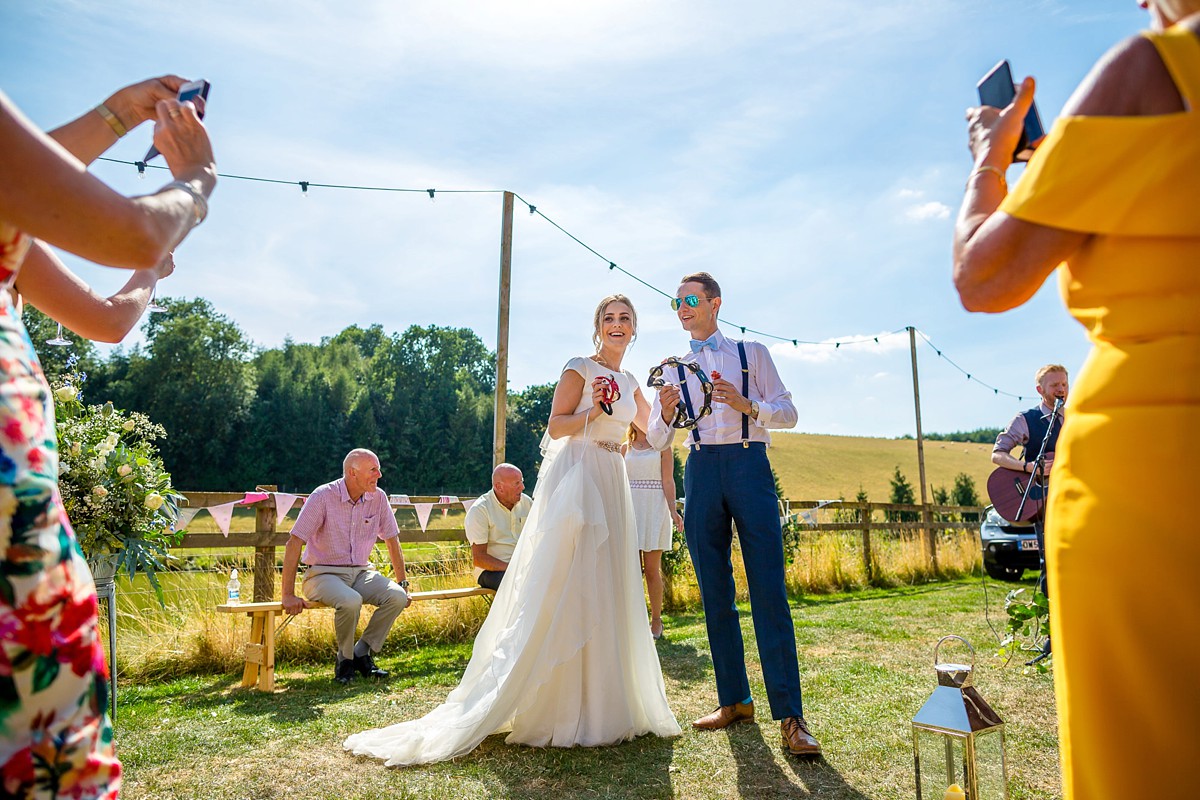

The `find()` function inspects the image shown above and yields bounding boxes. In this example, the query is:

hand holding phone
[143,79,210,163]
[976,61,1044,162]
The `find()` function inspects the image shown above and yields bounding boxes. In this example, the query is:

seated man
[281,448,410,685]
[465,463,532,591]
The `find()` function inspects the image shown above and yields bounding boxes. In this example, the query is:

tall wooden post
[908,327,937,570]
[253,486,277,603]
[493,191,514,468]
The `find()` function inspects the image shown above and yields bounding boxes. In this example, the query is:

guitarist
[991,364,1069,599]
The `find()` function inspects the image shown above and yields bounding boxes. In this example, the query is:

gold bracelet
[967,164,1007,192]
[95,103,128,138]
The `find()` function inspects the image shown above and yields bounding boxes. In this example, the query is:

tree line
[27,299,556,494]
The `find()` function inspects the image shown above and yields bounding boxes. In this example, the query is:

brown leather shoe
[692,701,755,730]
[781,716,822,756]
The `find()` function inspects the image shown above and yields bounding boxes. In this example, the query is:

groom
[647,272,821,757]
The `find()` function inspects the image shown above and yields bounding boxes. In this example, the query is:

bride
[344,294,681,765]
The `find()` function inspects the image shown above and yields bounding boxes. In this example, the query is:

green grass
[704,432,996,502]
[113,578,1060,800]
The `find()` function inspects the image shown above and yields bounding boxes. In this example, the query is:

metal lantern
[912,635,1008,800]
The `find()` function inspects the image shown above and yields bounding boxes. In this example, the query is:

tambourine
[597,374,621,415]
[647,357,714,429]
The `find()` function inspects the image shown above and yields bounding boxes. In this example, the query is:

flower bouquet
[53,365,183,604]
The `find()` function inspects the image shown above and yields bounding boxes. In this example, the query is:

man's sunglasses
[670,294,701,311]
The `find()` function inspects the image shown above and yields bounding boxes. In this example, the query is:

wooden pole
[908,327,937,571]
[253,486,277,603]
[493,191,514,468]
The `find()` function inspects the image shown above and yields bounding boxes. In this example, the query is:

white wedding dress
[344,357,680,766]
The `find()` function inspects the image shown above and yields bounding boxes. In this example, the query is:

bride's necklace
[594,350,621,371]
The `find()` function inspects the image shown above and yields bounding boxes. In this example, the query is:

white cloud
[905,201,951,221]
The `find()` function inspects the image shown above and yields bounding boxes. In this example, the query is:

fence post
[860,501,874,583]
[253,486,277,603]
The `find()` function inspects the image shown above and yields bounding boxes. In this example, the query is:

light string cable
[98,158,1026,399]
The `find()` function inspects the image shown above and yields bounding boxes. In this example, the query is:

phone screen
[976,61,1045,162]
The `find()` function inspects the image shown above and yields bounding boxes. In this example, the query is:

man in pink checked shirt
[281,448,410,685]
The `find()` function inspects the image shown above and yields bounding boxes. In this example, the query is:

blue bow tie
[690,336,719,353]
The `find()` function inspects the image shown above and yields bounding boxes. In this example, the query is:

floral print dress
[0,220,120,798]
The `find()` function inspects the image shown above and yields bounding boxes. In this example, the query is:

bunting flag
[414,502,435,532]
[241,492,269,505]
[461,499,474,512]
[273,492,300,526]
[206,501,238,535]
[175,507,202,530]
[439,495,459,518]
[389,494,410,507]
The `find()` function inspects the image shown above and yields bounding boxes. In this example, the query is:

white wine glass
[146,287,166,313]
[47,323,71,347]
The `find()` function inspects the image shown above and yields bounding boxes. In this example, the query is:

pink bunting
[273,493,300,526]
[461,499,473,512]
[389,494,410,506]
[207,501,238,536]
[414,502,434,532]
[241,492,269,505]
[440,495,458,518]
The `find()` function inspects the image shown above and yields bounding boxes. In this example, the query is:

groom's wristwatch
[750,400,760,420]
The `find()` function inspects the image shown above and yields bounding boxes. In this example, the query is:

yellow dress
[1000,26,1200,800]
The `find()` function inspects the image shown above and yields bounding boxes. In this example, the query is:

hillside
[676,431,995,503]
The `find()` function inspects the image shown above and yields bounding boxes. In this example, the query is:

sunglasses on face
[670,294,701,311]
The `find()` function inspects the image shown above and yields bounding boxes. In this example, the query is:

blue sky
[1,1,1146,437]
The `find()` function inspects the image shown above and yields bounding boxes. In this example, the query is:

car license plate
[1019,539,1039,551]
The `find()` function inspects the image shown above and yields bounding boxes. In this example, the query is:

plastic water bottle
[227,568,241,605]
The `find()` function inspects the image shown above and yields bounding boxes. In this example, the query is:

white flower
[104,433,120,448]
[92,486,109,498]
[144,493,165,511]
[54,386,78,403]
[122,419,136,431]
[117,464,133,477]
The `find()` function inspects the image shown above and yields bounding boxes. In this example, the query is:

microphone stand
[1023,397,1063,666]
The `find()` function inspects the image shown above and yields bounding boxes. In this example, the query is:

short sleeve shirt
[464,489,532,576]
[290,478,400,566]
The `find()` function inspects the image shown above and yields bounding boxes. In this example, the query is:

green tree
[952,472,982,522]
[104,297,256,490]
[20,305,103,386]
[889,465,918,522]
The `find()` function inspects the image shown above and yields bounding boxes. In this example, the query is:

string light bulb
[299,181,309,197]
[528,204,536,215]
[427,189,436,201]
[136,161,146,179]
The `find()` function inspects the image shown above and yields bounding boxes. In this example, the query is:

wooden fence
[174,491,986,601]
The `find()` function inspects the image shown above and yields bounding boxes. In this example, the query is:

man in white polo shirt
[465,464,532,591]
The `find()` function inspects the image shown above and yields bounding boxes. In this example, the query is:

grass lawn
[115,578,1059,800]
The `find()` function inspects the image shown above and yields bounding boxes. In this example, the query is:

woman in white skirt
[623,424,683,640]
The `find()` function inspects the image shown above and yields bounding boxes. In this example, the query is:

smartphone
[143,79,211,163]
[976,61,1044,162]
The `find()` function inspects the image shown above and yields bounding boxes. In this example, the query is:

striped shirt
[291,478,400,566]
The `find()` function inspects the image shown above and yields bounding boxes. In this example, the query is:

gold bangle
[967,164,1007,192]
[95,103,128,138]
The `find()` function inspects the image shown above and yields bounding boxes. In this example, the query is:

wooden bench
[216,586,494,692]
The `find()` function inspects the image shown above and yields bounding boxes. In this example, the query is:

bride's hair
[592,294,638,351]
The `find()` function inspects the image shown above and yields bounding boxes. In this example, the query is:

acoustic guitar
[986,467,1049,522]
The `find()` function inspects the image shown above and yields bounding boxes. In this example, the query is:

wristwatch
[399,579,410,590]
[750,400,760,420]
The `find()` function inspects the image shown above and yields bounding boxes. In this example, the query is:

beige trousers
[302,565,409,661]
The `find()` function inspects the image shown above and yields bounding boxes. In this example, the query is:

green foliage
[888,465,918,522]
[898,428,1002,443]
[998,587,1052,673]
[931,484,949,505]
[952,471,982,522]
[52,362,183,604]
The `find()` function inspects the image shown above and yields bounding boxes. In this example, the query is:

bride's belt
[592,440,621,453]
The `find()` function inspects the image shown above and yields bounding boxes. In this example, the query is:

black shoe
[335,658,357,685]
[354,652,389,679]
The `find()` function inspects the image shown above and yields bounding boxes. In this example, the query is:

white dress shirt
[464,489,532,579]
[647,330,797,450]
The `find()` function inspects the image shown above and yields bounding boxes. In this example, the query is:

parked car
[979,504,1039,581]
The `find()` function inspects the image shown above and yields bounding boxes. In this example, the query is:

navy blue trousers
[684,442,804,720]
